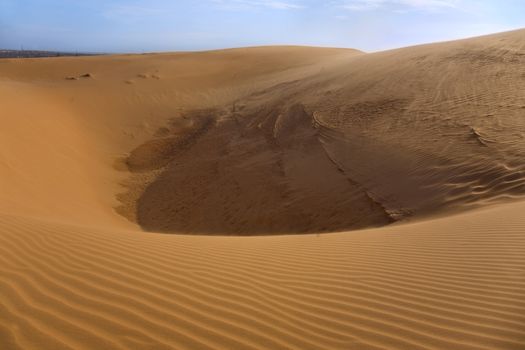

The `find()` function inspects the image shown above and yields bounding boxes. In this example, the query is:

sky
[1,0,524,53]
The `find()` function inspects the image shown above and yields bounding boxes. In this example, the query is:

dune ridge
[1,30,525,349]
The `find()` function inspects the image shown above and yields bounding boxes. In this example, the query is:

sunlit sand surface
[1,29,524,349]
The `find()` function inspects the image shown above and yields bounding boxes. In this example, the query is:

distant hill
[0,49,102,58]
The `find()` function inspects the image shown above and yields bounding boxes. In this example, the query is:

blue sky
[1,0,524,53]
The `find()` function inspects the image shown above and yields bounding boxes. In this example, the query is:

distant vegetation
[0,50,102,59]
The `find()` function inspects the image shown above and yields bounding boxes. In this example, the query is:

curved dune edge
[1,30,525,349]
[1,201,525,350]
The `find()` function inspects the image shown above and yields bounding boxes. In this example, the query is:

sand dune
[1,202,525,350]
[117,29,525,234]
[1,30,525,349]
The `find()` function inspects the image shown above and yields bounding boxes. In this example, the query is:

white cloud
[338,0,460,12]
[211,0,303,10]
[101,0,303,23]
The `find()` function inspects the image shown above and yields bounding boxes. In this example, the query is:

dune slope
[1,202,525,350]
[120,29,525,234]
[0,31,525,349]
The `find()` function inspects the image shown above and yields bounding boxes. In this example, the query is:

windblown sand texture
[1,30,525,349]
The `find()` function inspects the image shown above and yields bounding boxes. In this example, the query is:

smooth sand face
[0,30,524,349]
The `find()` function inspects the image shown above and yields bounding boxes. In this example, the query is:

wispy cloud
[102,3,165,22]
[211,0,304,10]
[338,0,460,12]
